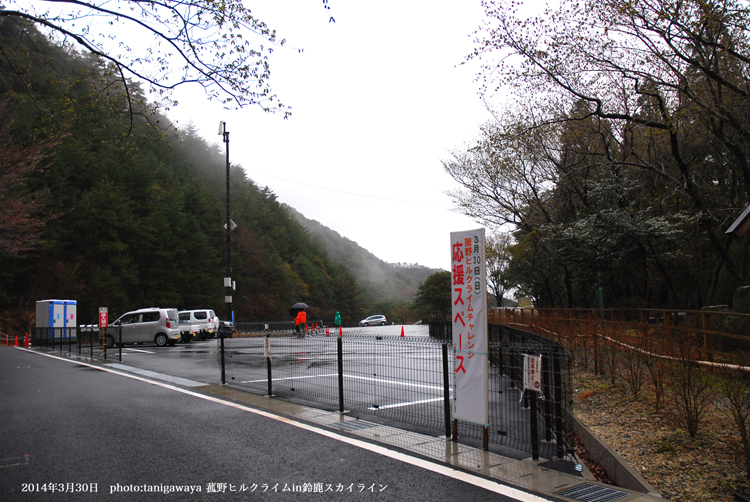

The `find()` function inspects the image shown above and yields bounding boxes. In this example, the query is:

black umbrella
[292,302,309,309]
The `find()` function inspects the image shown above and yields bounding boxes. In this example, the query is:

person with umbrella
[295,310,307,335]
[291,302,308,335]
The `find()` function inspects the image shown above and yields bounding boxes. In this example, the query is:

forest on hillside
[447,0,750,310]
[0,17,369,331]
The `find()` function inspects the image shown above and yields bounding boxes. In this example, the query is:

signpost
[99,307,108,357]
[99,307,108,328]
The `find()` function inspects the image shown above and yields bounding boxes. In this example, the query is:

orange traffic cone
[326,326,330,337]
[14,335,18,346]
[400,326,405,337]
[339,326,343,337]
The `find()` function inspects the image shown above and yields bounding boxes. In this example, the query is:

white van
[178,309,219,341]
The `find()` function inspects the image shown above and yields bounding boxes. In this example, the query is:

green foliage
[413,271,452,321]
[0,19,367,332]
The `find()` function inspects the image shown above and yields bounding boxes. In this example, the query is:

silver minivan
[105,307,180,348]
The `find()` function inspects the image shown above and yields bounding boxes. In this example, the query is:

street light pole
[219,121,231,385]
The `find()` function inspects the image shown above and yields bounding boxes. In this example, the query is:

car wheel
[380,321,386,326]
[363,322,369,327]
[105,335,115,348]
[155,333,168,347]
[180,332,191,343]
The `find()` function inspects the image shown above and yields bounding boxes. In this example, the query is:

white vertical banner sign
[523,354,542,391]
[450,228,489,425]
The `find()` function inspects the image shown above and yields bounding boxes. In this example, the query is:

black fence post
[553,347,564,459]
[118,327,122,362]
[498,327,505,376]
[442,343,451,438]
[542,351,552,442]
[337,336,344,413]
[529,390,539,460]
[90,327,93,358]
[77,326,82,356]
[220,334,226,385]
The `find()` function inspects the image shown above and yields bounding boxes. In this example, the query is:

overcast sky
[166,0,495,270]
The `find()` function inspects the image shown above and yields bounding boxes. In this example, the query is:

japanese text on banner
[450,229,488,426]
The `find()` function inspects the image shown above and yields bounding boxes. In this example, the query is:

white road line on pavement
[368,397,444,410]
[122,348,155,354]
[240,373,338,384]
[344,374,443,391]
[17,347,549,502]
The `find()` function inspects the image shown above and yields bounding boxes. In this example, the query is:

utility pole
[219,121,233,385]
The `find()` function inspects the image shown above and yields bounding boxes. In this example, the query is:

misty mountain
[284,205,443,305]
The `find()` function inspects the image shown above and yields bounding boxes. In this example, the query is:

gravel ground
[572,367,750,502]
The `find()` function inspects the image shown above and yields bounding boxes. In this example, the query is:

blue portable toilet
[35,300,77,339]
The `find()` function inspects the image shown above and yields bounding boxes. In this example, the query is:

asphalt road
[0,346,550,501]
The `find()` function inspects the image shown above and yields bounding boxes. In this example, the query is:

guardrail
[234,320,326,336]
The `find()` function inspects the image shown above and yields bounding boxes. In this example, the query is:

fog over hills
[284,205,442,305]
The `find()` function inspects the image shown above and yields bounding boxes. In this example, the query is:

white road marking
[369,397,444,410]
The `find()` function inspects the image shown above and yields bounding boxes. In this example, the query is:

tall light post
[219,120,233,385]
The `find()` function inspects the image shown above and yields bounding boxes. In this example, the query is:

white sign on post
[523,354,542,392]
[450,228,489,426]
[263,337,271,358]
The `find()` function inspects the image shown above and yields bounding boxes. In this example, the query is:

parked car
[178,309,219,342]
[359,315,387,327]
[217,320,235,339]
[104,307,180,348]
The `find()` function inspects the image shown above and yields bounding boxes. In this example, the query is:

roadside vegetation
[503,310,750,500]
[447,0,750,311]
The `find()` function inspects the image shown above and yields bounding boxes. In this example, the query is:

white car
[359,315,387,327]
[178,309,219,341]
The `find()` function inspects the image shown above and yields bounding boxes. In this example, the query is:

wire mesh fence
[222,326,573,460]
[29,326,124,362]
[23,321,573,460]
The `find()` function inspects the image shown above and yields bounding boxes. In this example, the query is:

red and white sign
[524,354,542,391]
[99,307,108,328]
[450,228,488,426]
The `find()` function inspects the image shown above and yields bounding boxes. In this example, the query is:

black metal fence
[29,326,124,362]
[221,325,573,461]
